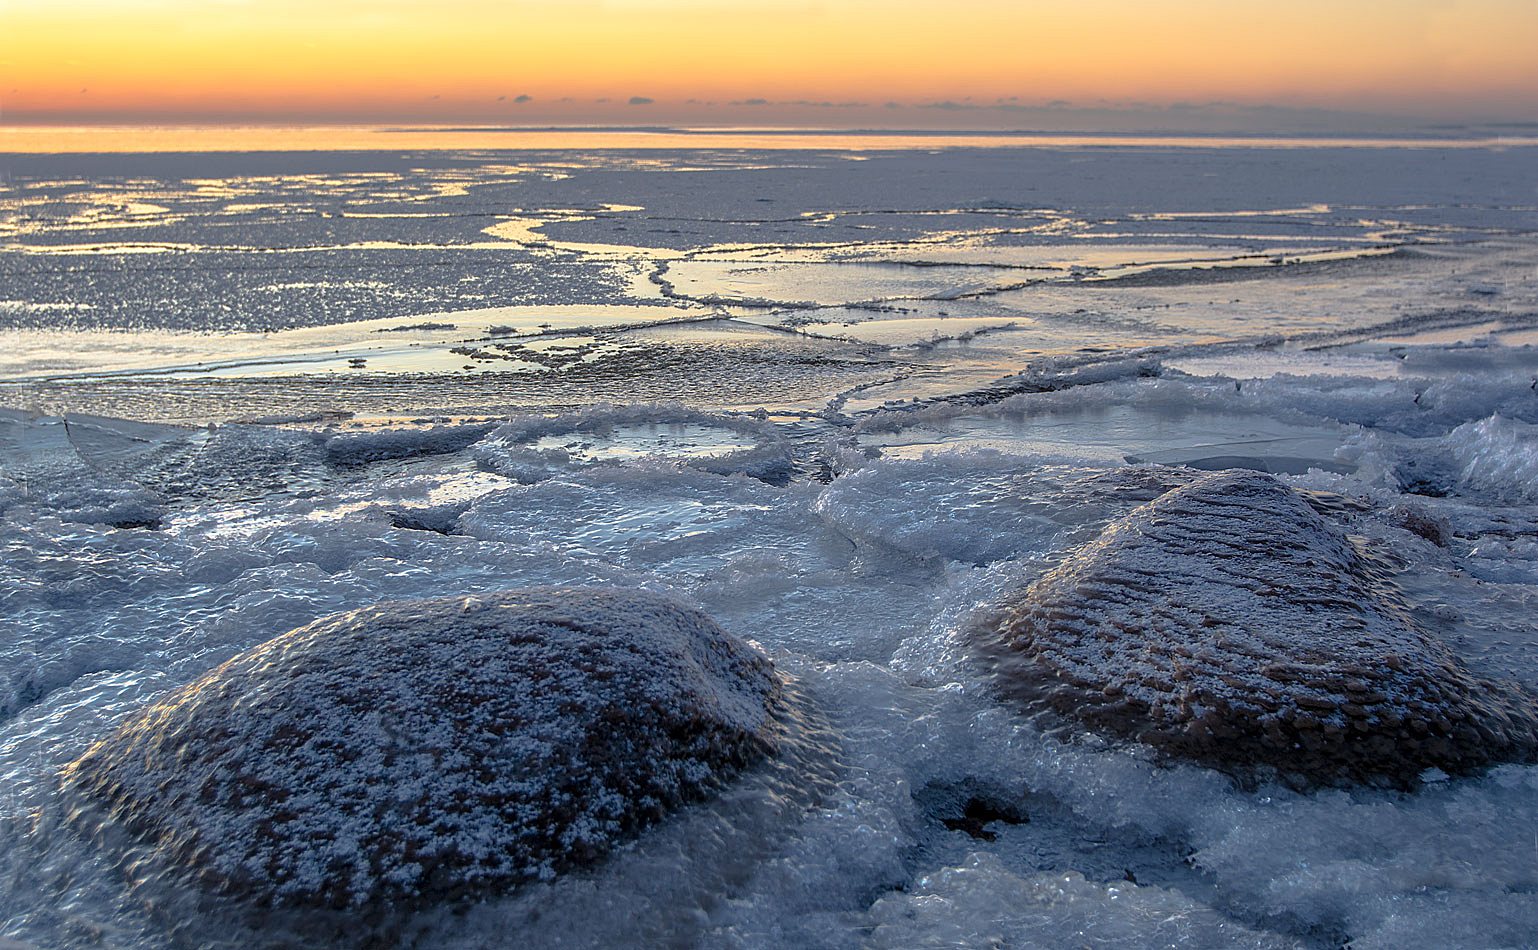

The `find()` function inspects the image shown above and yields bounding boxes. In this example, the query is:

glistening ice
[2,139,1537,949]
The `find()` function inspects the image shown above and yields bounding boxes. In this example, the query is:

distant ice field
[2,140,1537,948]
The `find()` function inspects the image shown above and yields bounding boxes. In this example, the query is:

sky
[4,0,1538,130]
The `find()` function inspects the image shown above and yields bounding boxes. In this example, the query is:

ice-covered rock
[979,470,1538,786]
[62,587,781,909]
[1386,501,1453,547]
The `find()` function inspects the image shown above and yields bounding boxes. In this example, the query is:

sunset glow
[4,0,1538,128]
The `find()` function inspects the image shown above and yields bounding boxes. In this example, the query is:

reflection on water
[858,403,1357,475]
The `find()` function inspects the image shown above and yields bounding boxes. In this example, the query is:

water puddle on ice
[861,405,1357,474]
[662,259,1024,308]
[1165,349,1407,380]
[809,316,1027,347]
[1,305,704,382]
[1090,243,1399,281]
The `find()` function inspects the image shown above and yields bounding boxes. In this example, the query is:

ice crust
[5,143,1538,948]
[866,854,1296,949]
[61,588,780,910]
[473,404,793,483]
[982,470,1538,785]
[3,406,1538,947]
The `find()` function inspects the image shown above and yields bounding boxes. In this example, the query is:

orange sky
[4,0,1537,128]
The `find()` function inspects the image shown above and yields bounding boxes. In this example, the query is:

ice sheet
[4,141,1538,949]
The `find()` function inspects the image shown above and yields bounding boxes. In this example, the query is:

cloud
[514,93,532,104]
[628,96,654,106]
[726,97,865,109]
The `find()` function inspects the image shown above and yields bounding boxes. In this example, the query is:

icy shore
[3,141,1537,948]
[3,362,1537,947]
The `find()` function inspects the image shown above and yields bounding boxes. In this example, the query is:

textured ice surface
[62,588,780,910]
[3,407,1538,948]
[866,854,1296,949]
[7,144,1538,423]
[4,143,1538,949]
[1443,414,1538,505]
[981,470,1538,785]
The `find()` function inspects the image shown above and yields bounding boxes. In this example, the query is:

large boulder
[980,470,1538,786]
[62,588,781,909]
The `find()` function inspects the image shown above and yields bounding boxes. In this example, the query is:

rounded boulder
[980,470,1538,786]
[63,587,781,908]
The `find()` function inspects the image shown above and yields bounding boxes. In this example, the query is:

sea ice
[4,141,1538,949]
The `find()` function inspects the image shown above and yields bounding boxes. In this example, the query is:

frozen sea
[3,130,1538,948]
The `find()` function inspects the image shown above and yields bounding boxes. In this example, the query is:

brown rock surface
[980,470,1538,786]
[63,587,780,909]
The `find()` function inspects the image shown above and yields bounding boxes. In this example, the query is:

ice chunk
[867,854,1297,949]
[322,423,494,466]
[474,403,793,483]
[813,452,1073,565]
[0,411,167,526]
[1445,414,1538,505]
